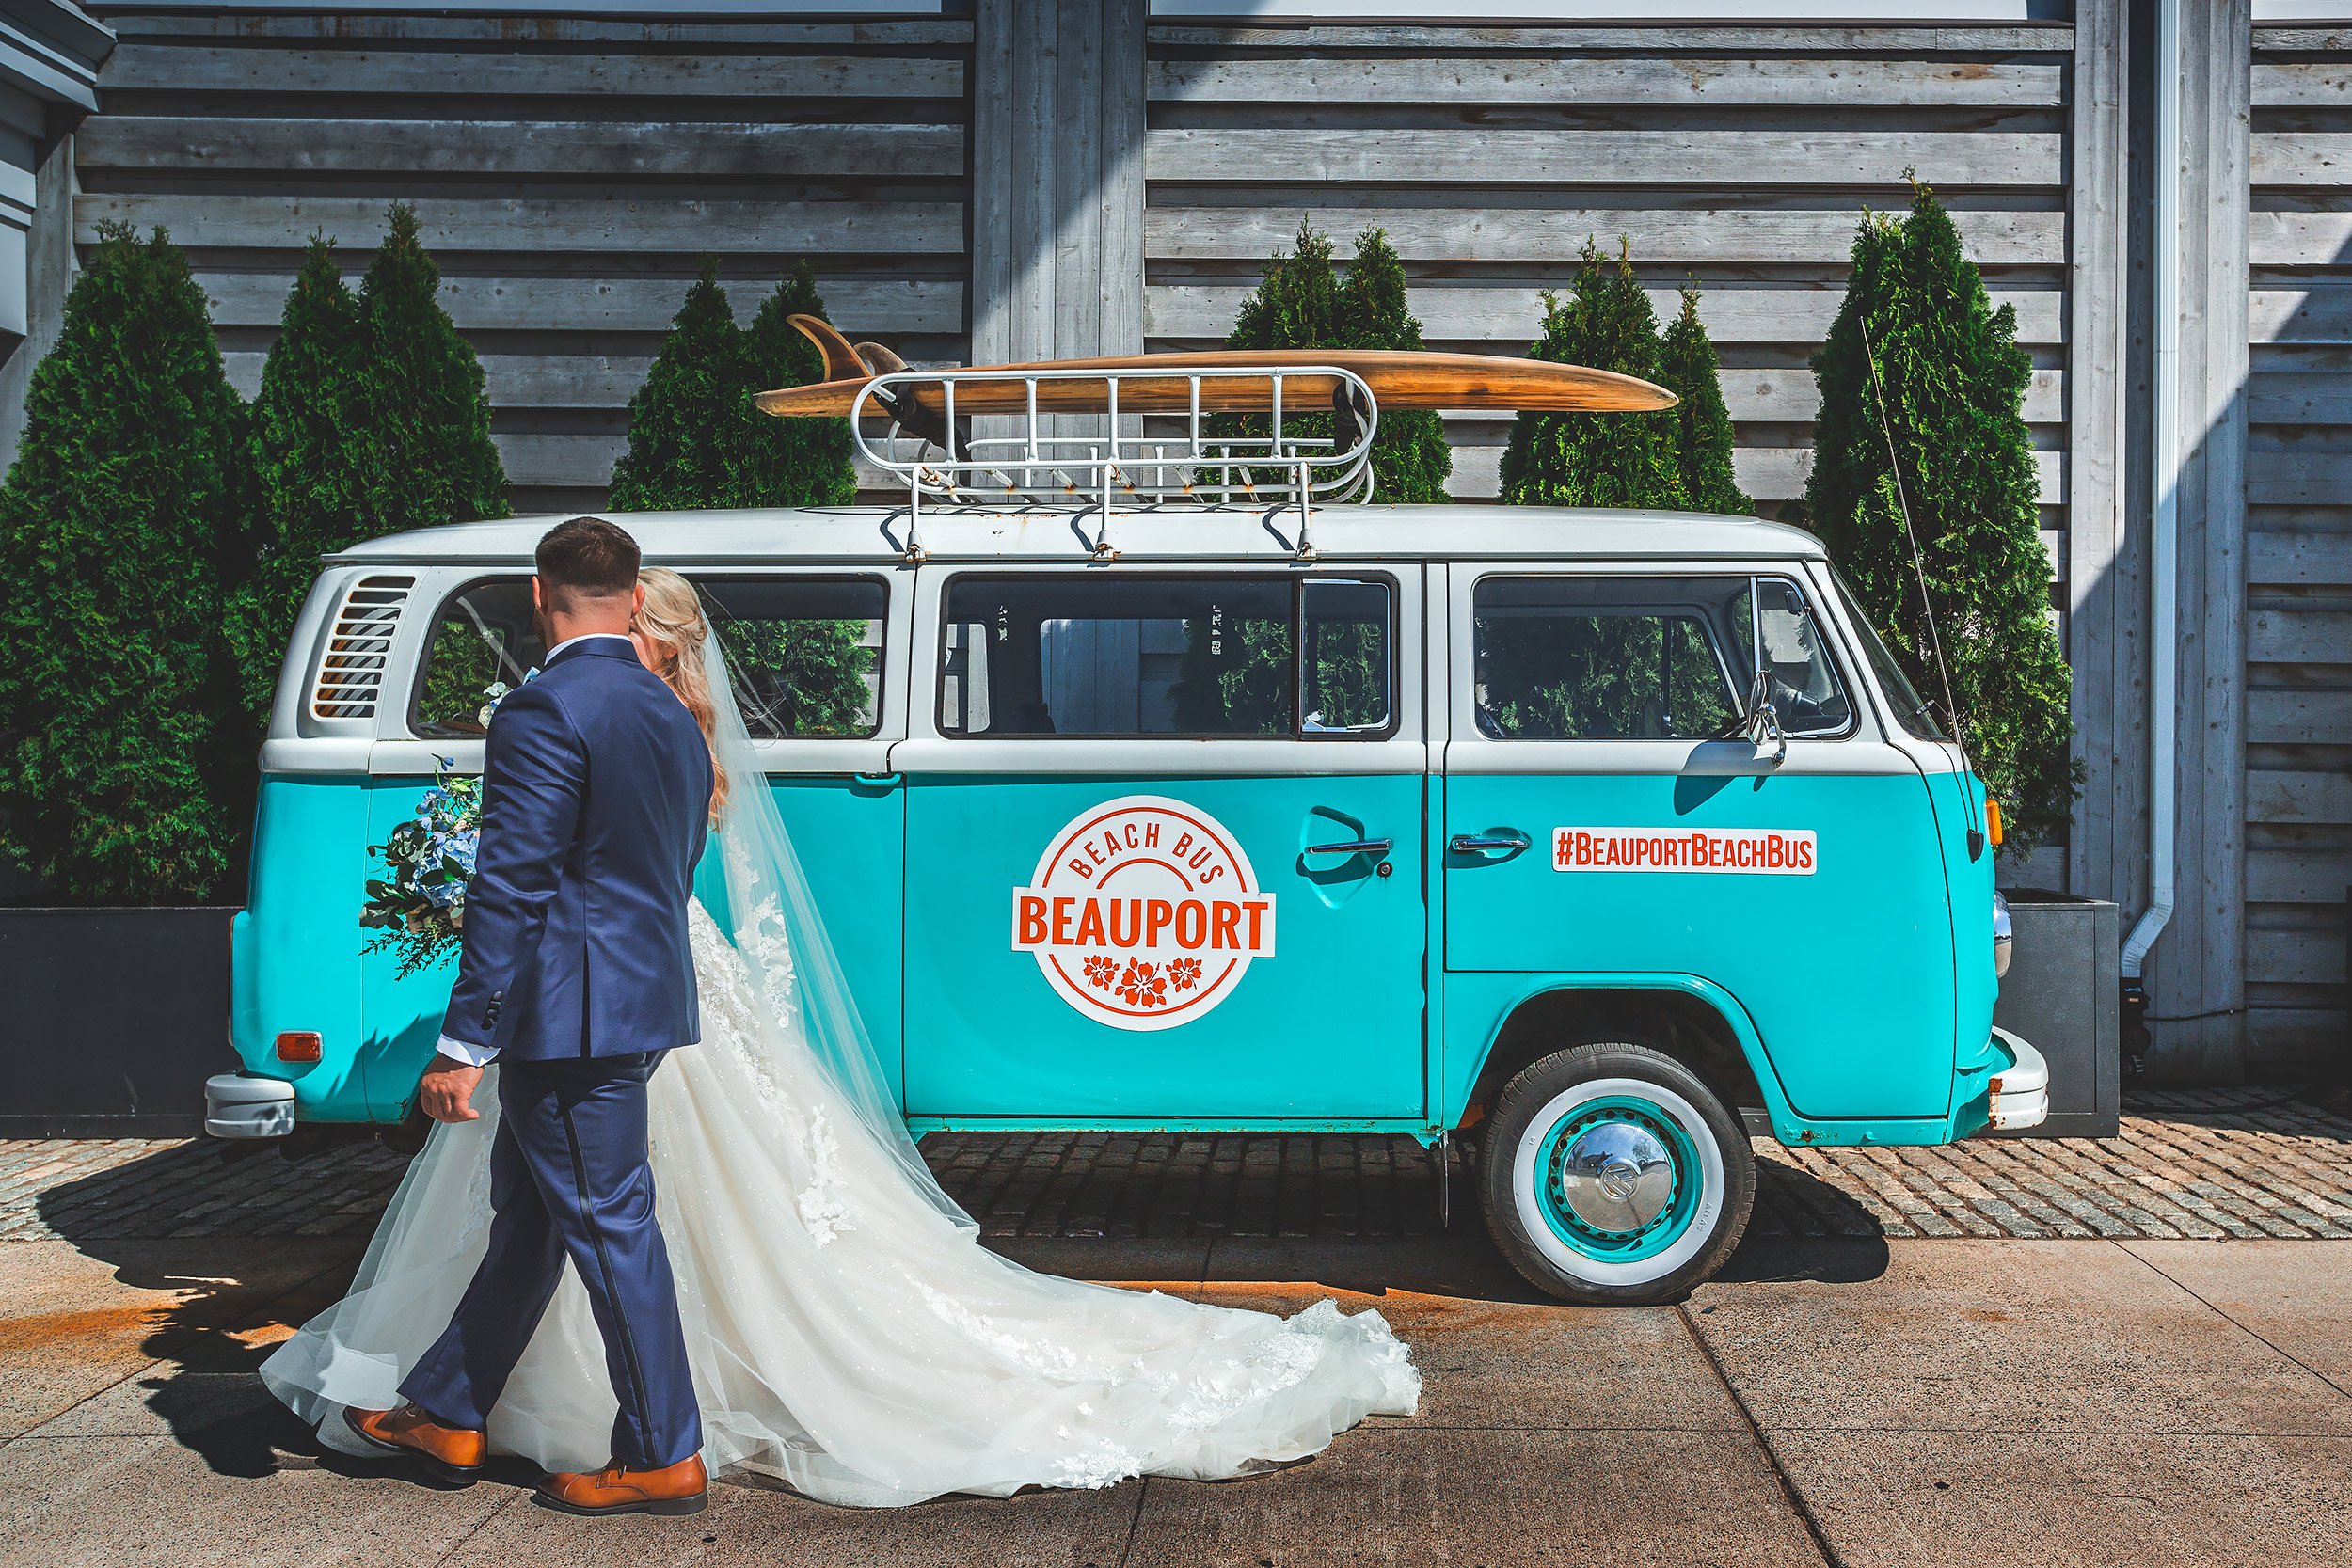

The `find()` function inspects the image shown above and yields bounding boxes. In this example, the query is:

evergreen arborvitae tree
[743,259,858,507]
[0,225,249,900]
[226,234,370,721]
[1221,220,1451,501]
[611,259,869,735]
[610,258,754,510]
[354,205,507,531]
[1500,239,1687,509]
[1659,287,1752,515]
[1807,182,2077,848]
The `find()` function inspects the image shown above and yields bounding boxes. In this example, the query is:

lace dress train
[262,900,1419,1506]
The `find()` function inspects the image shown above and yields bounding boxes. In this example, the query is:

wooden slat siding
[2250,132,2352,184]
[2249,768,2352,825]
[495,430,907,497]
[1436,443,2067,507]
[1145,27,2077,533]
[104,14,972,46]
[80,16,974,506]
[2251,688,2352,744]
[73,195,967,255]
[2257,60,2352,105]
[2249,210,2352,264]
[2068,0,2136,915]
[100,45,968,99]
[2251,285,2352,341]
[1147,283,2070,346]
[1146,129,2064,188]
[1147,206,2066,265]
[1148,25,2073,52]
[198,273,965,336]
[2248,927,2344,991]
[78,118,967,180]
[2240,20,2352,1060]
[1150,55,2067,107]
[2249,531,2352,585]
[2249,848,2352,905]
[2250,607,2352,666]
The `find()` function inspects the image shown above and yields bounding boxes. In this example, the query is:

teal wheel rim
[1531,1095,1704,1263]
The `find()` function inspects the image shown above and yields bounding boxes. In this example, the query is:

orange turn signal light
[1985,798,2005,848]
[275,1031,323,1064]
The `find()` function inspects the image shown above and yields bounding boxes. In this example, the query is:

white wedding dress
[262,641,1418,1507]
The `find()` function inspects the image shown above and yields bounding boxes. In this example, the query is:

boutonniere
[474,667,541,729]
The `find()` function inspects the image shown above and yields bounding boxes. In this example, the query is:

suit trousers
[400,1053,702,1469]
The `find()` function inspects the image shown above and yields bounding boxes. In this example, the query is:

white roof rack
[850,362,1379,562]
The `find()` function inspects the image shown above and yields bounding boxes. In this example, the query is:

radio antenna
[1856,311,1969,760]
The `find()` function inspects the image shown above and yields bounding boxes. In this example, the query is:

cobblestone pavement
[5,1085,2349,1245]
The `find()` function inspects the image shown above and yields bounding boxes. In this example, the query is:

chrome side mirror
[1735,670,1788,767]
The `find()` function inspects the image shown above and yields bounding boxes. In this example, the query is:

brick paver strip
[7,1089,2352,1245]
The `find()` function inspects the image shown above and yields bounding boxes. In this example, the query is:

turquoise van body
[210,505,2041,1303]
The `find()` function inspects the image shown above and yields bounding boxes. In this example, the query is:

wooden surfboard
[756,316,1676,421]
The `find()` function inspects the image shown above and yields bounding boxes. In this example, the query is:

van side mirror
[1729,670,1788,767]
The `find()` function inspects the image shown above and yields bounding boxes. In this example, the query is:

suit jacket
[441,638,714,1062]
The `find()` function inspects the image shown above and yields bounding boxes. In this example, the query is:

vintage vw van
[205,500,2046,1305]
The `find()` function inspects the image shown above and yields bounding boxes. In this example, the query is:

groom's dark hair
[536,516,641,602]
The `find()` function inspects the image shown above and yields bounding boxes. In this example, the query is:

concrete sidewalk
[3,1221,2348,1567]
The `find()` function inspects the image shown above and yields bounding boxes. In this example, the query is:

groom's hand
[419,1058,485,1123]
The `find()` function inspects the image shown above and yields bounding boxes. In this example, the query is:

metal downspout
[2122,0,2181,994]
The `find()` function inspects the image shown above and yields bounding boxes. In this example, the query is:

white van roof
[327,503,1826,567]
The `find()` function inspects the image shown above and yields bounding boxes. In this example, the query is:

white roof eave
[326,505,1829,570]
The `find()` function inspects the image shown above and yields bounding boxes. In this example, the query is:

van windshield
[1828,566,1947,740]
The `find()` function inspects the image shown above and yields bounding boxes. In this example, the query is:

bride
[262,567,1419,1507]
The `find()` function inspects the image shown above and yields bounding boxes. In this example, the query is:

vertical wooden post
[971,0,1147,366]
[0,128,79,476]
[2069,0,2138,914]
[2152,0,2252,1080]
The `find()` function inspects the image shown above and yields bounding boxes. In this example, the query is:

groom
[347,516,716,1518]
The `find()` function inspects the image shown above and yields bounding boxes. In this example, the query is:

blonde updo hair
[633,567,728,818]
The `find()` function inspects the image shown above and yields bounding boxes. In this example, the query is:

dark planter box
[1993,891,2122,1139]
[0,907,238,1137]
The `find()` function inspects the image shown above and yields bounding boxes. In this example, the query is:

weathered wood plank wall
[2246,23,2352,1065]
[1140,20,2078,531]
[79,7,974,513]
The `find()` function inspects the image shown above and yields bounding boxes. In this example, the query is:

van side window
[413,579,544,737]
[940,575,1394,738]
[699,577,887,739]
[1471,576,1850,741]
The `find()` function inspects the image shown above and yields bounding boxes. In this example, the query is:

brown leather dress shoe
[344,1402,486,1483]
[535,1453,708,1517]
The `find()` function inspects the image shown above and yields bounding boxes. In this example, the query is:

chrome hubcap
[1554,1120,1677,1233]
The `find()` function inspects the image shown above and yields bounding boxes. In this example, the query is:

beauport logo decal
[1552,827,1818,875]
[1013,796,1275,1031]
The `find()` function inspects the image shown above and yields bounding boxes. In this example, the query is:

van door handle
[1449,832,1530,855]
[1304,837,1391,857]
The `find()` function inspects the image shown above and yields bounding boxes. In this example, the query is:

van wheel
[1479,1043,1754,1306]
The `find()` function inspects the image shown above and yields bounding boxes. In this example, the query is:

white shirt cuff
[435,1033,499,1068]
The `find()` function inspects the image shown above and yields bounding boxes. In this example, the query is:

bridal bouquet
[359,763,483,976]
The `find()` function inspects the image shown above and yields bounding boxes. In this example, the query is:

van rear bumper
[1982,1027,2050,1132]
[206,1073,295,1139]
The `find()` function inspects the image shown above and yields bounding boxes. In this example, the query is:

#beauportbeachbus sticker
[1551,827,1818,875]
[1012,796,1275,1031]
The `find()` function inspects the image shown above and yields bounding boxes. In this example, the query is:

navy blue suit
[403,637,713,1470]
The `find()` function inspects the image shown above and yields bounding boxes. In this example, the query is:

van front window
[1828,565,1947,740]
[1471,575,1851,741]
